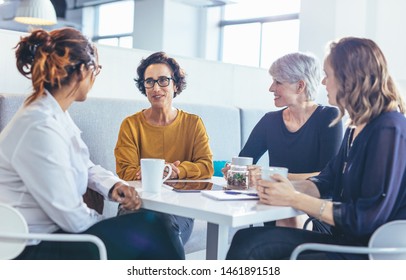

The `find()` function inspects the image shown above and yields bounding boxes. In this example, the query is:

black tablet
[165,181,224,192]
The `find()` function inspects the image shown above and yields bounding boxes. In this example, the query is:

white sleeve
[12,121,103,233]
[87,161,127,199]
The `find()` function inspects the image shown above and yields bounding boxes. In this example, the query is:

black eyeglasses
[71,62,102,77]
[143,76,174,89]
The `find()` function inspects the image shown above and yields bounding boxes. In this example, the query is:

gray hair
[269,52,321,101]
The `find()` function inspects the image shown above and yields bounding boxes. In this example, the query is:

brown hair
[15,27,98,105]
[327,37,405,126]
[134,51,186,97]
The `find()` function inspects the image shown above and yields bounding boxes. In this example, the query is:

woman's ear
[297,80,306,93]
[77,63,86,81]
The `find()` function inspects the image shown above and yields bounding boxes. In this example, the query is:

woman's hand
[135,169,141,180]
[221,163,231,178]
[110,182,141,211]
[165,160,181,179]
[256,174,296,206]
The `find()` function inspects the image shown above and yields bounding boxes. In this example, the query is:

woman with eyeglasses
[114,51,214,245]
[0,28,184,259]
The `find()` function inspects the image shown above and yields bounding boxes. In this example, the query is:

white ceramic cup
[231,156,253,166]
[141,158,172,194]
[261,166,288,182]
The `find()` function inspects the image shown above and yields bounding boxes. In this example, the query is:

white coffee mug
[141,158,172,194]
[231,156,253,166]
[261,166,288,182]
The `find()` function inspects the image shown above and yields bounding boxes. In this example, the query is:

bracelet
[317,200,327,221]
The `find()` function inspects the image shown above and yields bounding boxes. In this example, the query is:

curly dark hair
[134,51,186,97]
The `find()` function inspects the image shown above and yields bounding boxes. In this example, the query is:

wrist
[177,168,184,179]
[108,186,114,200]
[290,190,303,208]
[108,182,121,199]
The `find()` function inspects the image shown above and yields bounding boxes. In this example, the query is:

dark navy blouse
[312,111,406,245]
[239,106,343,173]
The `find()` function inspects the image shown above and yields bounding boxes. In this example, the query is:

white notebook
[201,190,259,201]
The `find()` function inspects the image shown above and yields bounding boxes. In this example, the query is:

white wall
[162,0,200,58]
[0,29,32,95]
[133,0,165,52]
[132,0,205,59]
[300,0,406,94]
[2,0,406,108]
[0,28,273,110]
[96,48,268,108]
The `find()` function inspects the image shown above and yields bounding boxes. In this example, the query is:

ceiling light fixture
[14,0,57,26]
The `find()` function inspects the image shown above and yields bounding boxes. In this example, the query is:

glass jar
[247,165,262,189]
[226,164,249,190]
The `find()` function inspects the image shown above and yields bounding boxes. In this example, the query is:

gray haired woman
[236,52,343,228]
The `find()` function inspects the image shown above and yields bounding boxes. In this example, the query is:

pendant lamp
[14,0,57,26]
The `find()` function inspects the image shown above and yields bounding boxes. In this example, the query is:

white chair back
[0,203,29,259]
[0,202,108,259]
[290,219,406,260]
[369,220,406,260]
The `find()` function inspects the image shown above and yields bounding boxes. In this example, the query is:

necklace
[342,127,355,175]
[340,127,355,198]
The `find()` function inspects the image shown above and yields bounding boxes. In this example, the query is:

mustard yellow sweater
[115,110,214,180]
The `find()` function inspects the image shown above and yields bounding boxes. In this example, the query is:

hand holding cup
[257,166,294,205]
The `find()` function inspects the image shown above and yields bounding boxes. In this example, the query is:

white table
[128,177,302,260]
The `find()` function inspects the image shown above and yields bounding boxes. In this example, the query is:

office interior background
[0,0,405,110]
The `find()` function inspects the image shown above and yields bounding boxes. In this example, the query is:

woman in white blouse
[0,27,184,259]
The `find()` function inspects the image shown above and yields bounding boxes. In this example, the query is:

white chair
[291,220,406,260]
[0,203,107,260]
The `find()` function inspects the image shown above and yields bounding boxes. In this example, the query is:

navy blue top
[311,111,406,245]
[239,106,343,173]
